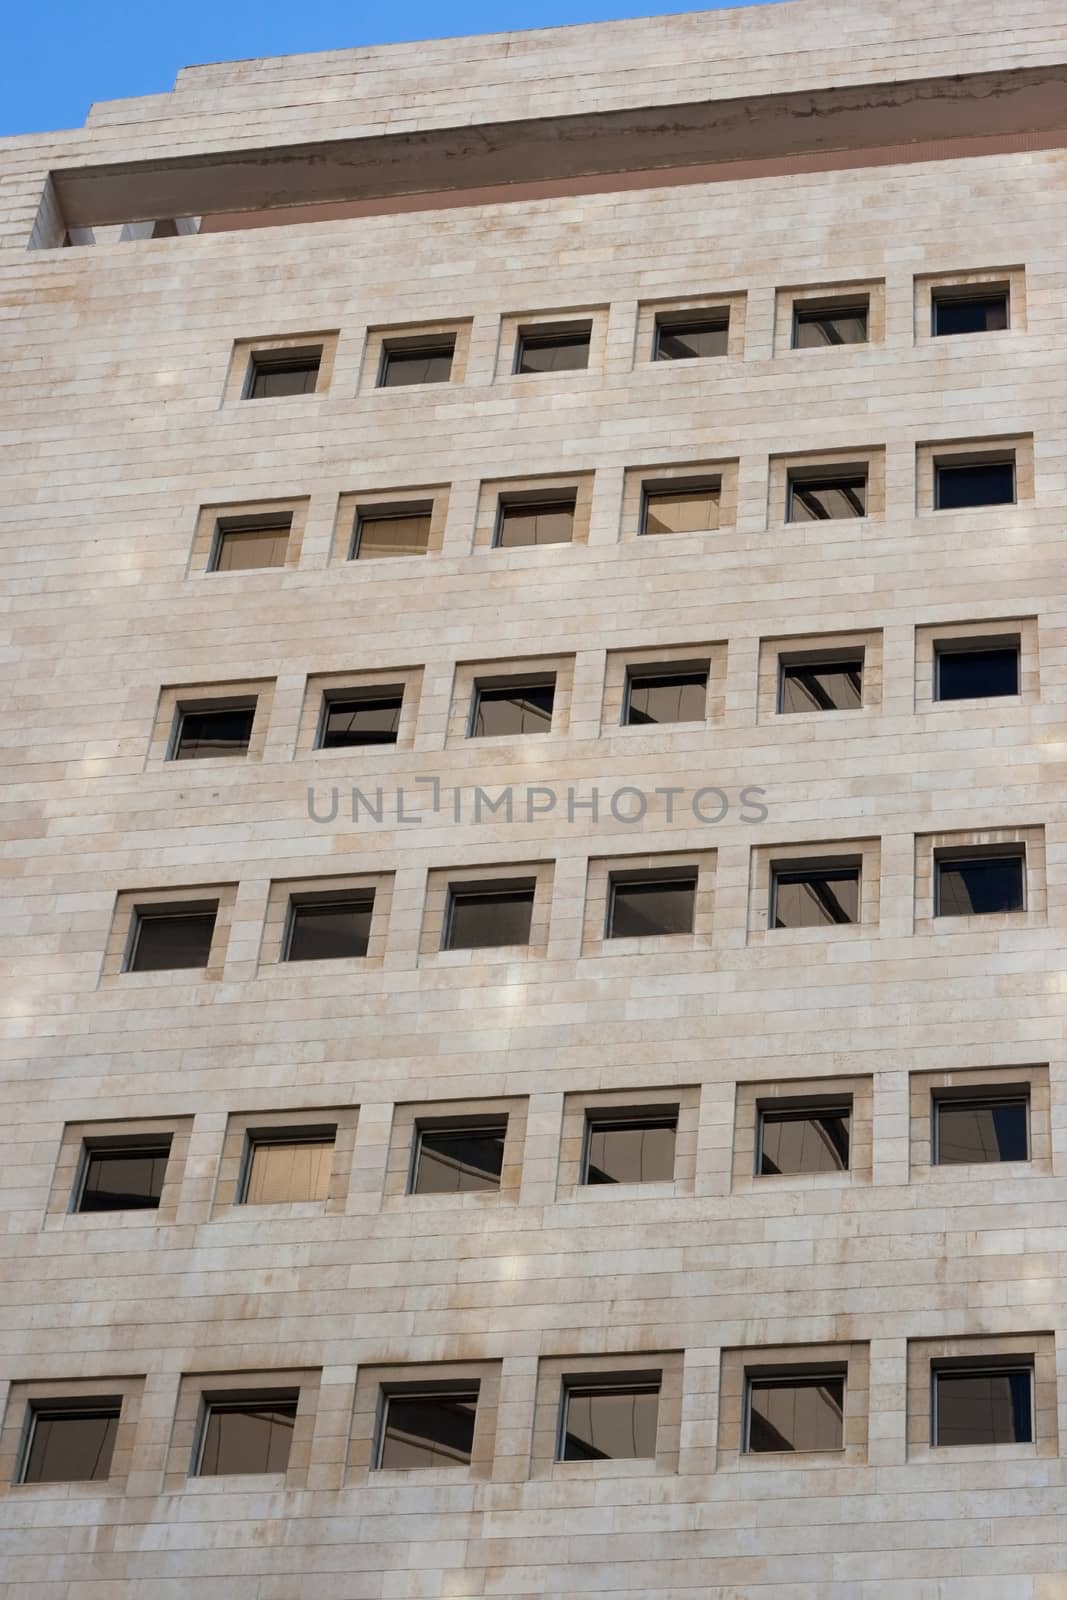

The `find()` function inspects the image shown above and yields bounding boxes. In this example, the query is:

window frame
[639,477,723,537]
[19,1399,124,1485]
[242,346,322,400]
[374,1384,481,1471]
[512,323,592,375]
[931,286,1011,337]
[442,881,537,952]
[756,1101,853,1178]
[123,903,219,974]
[743,1369,847,1455]
[623,664,710,726]
[580,1108,679,1186]
[315,686,405,749]
[467,674,557,739]
[238,1125,338,1206]
[786,469,869,522]
[932,1090,1030,1166]
[605,871,698,939]
[350,503,435,561]
[933,455,1017,511]
[933,847,1027,917]
[209,512,293,573]
[376,335,456,389]
[282,892,375,962]
[408,1118,510,1197]
[790,296,870,350]
[556,1376,662,1462]
[194,1390,300,1476]
[75,1135,173,1214]
[652,312,730,361]
[492,492,578,550]
[770,860,862,929]
[933,637,1020,702]
[931,1362,1034,1449]
[169,700,257,762]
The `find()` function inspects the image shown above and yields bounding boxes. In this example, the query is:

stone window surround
[601,641,727,732]
[258,872,393,969]
[773,278,886,357]
[914,615,1038,711]
[211,1105,359,1215]
[45,1116,194,1227]
[446,653,575,744]
[473,472,594,552]
[635,291,747,364]
[906,1333,1055,1461]
[100,884,237,985]
[914,265,1027,343]
[0,1376,145,1492]
[768,445,886,527]
[495,306,608,381]
[718,1342,869,1469]
[916,433,1034,514]
[188,496,309,577]
[295,666,423,757]
[531,1350,684,1478]
[383,1096,528,1207]
[165,1369,320,1490]
[619,458,739,542]
[731,1075,874,1191]
[757,629,883,722]
[914,825,1045,934]
[747,837,881,945]
[330,484,450,562]
[556,1086,699,1200]
[145,678,275,769]
[419,861,555,962]
[909,1064,1051,1181]
[347,1360,501,1482]
[581,850,715,957]
[359,318,472,393]
[221,330,339,405]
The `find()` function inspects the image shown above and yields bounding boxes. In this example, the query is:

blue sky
[3,0,788,138]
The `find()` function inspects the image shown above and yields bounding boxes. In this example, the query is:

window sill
[748,922,874,946]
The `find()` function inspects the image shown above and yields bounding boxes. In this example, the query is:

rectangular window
[411,1123,507,1194]
[514,326,591,374]
[242,1130,335,1205]
[377,1388,478,1468]
[608,874,696,938]
[641,484,721,535]
[245,347,321,398]
[211,516,291,572]
[935,458,1015,509]
[935,851,1025,915]
[444,884,535,950]
[935,641,1019,701]
[470,678,555,737]
[378,338,455,387]
[583,1111,677,1184]
[126,907,217,972]
[198,1393,298,1474]
[352,508,432,560]
[787,471,867,521]
[746,1373,845,1453]
[792,298,869,348]
[654,314,729,360]
[21,1402,121,1483]
[771,864,860,928]
[778,656,863,713]
[560,1379,660,1460]
[759,1105,851,1175]
[319,690,403,748]
[285,895,373,961]
[625,668,708,725]
[933,1365,1032,1446]
[172,704,256,760]
[77,1139,172,1212]
[933,291,1009,336]
[495,496,575,548]
[935,1095,1029,1164]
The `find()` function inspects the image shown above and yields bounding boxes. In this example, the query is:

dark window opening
[772,865,860,928]
[560,1380,660,1460]
[935,642,1020,701]
[78,1140,171,1212]
[641,485,721,535]
[411,1123,507,1194]
[470,679,555,737]
[353,509,432,559]
[198,1394,298,1474]
[934,1366,1032,1446]
[22,1404,121,1483]
[608,875,696,938]
[378,1389,478,1469]
[319,691,403,748]
[792,299,869,348]
[444,885,535,950]
[935,852,1025,916]
[625,668,708,725]
[583,1112,677,1184]
[127,908,217,972]
[495,497,576,548]
[787,472,868,521]
[173,705,256,760]
[515,327,591,374]
[759,1106,851,1175]
[245,348,321,399]
[746,1374,845,1453]
[935,459,1015,509]
[379,339,455,387]
[285,896,374,961]
[779,657,863,713]
[936,1096,1029,1165]
[242,1133,335,1205]
[654,315,729,360]
[932,291,1009,336]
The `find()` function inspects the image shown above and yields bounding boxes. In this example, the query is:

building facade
[2,0,1067,1592]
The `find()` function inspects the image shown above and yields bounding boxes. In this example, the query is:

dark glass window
[127,909,216,972]
[212,521,290,571]
[319,692,402,747]
[199,1395,298,1474]
[759,1107,851,1175]
[936,853,1025,915]
[608,876,696,938]
[412,1124,507,1194]
[772,866,860,928]
[246,350,321,398]
[285,898,373,961]
[584,1113,677,1184]
[792,300,869,348]
[243,1134,334,1204]
[747,1374,845,1452]
[515,328,590,373]
[934,1367,1032,1446]
[936,1097,1029,1164]
[354,511,432,559]
[471,680,555,737]
[788,473,867,521]
[22,1404,120,1483]
[561,1381,660,1460]
[779,658,863,713]
[378,1390,478,1468]
[642,486,721,535]
[935,459,1015,509]
[379,340,455,387]
[495,498,575,548]
[173,705,255,760]
[935,644,1019,700]
[625,669,708,725]
[654,316,729,360]
[78,1141,171,1212]
[933,292,1009,336]
[445,886,535,950]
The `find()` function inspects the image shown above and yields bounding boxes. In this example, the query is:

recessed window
[211,515,291,572]
[172,704,255,760]
[934,458,1015,509]
[935,850,1025,915]
[625,668,707,725]
[77,1138,172,1212]
[245,347,321,399]
[126,907,216,972]
[772,864,860,928]
[411,1123,507,1194]
[933,290,1009,336]
[787,471,867,521]
[378,337,455,387]
[641,483,721,535]
[377,1388,478,1468]
[242,1130,335,1205]
[759,1104,851,1175]
[318,689,403,748]
[352,507,432,560]
[583,1111,677,1184]
[514,325,590,374]
[746,1373,845,1453]
[792,298,869,348]
[653,314,729,360]
[285,895,374,961]
[444,884,535,951]
[933,1364,1032,1446]
[608,873,696,938]
[559,1378,660,1460]
[495,495,575,548]
[470,677,555,737]
[198,1393,298,1474]
[935,1095,1029,1164]
[935,640,1020,701]
[779,655,863,713]
[21,1402,121,1483]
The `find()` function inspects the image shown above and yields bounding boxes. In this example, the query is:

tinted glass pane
[793,306,868,347]
[379,1393,477,1468]
[936,646,1019,700]
[24,1409,119,1483]
[496,501,575,548]
[213,527,289,570]
[562,1385,659,1460]
[779,660,863,713]
[286,901,372,960]
[446,889,534,949]
[937,1099,1029,1164]
[355,513,432,559]
[609,879,695,937]
[655,319,728,359]
[937,856,1024,915]
[472,682,555,736]
[936,461,1015,508]
[626,671,707,725]
[80,1146,169,1211]
[413,1126,506,1193]
[585,1117,677,1183]
[174,706,255,759]
[199,1400,297,1473]
[643,489,720,535]
[788,476,867,520]
[773,868,859,928]
[933,294,1009,335]
[747,1377,844,1452]
[244,1139,334,1204]
[248,359,319,398]
[129,912,216,972]
[516,334,589,373]
[935,1369,1032,1446]
[760,1110,850,1174]
[380,345,454,386]
[321,695,402,747]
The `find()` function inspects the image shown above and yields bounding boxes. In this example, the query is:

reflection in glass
[247,356,320,398]
[936,855,1025,915]
[760,1108,850,1175]
[471,682,555,736]
[413,1125,507,1193]
[354,512,432,559]
[935,461,1015,509]
[793,303,868,347]
[128,911,216,972]
[380,343,454,386]
[286,900,373,961]
[936,646,1019,700]
[773,867,860,928]
[655,318,729,359]
[779,659,863,713]
[933,294,1009,336]
[788,474,867,520]
[747,1375,845,1452]
[199,1397,297,1474]
[23,1407,120,1483]
[321,693,402,746]
[642,488,721,535]
[608,878,696,937]
[174,706,255,759]
[213,526,289,570]
[243,1137,334,1204]
[936,1098,1028,1164]
[934,1368,1032,1446]
[79,1145,169,1211]
[495,500,575,548]
[626,670,708,724]
[378,1392,478,1468]
[561,1382,660,1459]
[445,888,534,950]
[516,333,590,373]
[584,1116,677,1184]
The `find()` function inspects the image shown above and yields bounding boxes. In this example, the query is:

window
[377,1388,479,1468]
[211,515,291,572]
[778,655,863,713]
[378,337,455,387]
[444,883,535,950]
[411,1122,507,1194]
[759,1104,851,1175]
[746,1373,845,1453]
[935,1094,1029,1164]
[935,457,1015,509]
[935,640,1019,701]
[77,1138,171,1212]
[285,894,373,960]
[935,850,1025,915]
[495,495,575,548]
[654,314,729,360]
[470,677,555,737]
[787,470,867,521]
[21,1402,121,1483]
[625,667,707,725]
[771,863,860,928]
[933,1364,1032,1446]
[198,1393,298,1474]
[933,289,1009,336]
[641,482,721,535]
[245,347,321,398]
[126,907,216,972]
[583,1111,677,1184]
[559,1378,660,1460]
[607,873,696,938]
[514,325,590,373]
[318,689,403,748]
[242,1129,335,1205]
[172,704,255,760]
[352,507,432,560]
[792,297,869,348]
